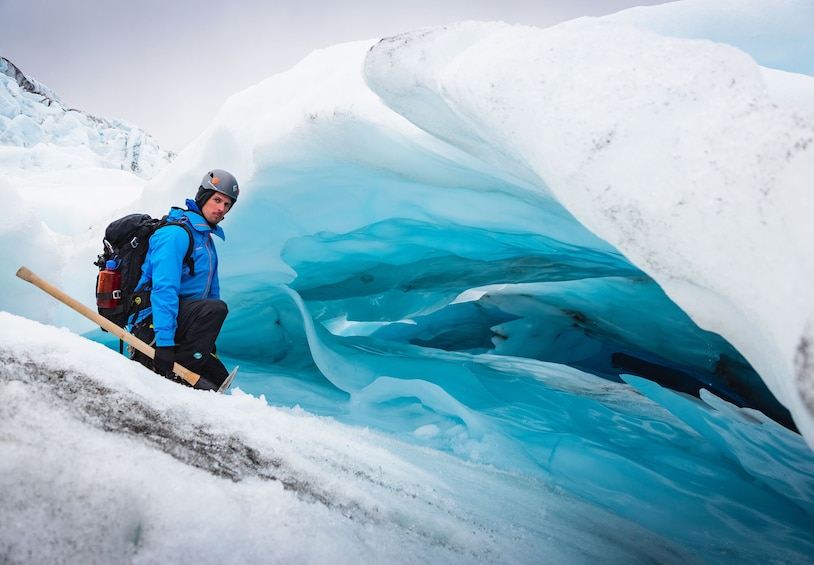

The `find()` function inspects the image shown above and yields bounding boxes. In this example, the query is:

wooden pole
[15,266,201,387]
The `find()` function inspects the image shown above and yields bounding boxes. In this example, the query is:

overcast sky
[1,0,670,151]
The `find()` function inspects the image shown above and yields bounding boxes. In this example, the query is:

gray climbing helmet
[199,169,239,204]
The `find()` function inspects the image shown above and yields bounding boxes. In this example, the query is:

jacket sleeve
[148,225,190,347]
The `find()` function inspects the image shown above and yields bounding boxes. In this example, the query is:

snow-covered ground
[2,312,707,563]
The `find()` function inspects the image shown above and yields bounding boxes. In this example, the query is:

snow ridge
[0,57,62,104]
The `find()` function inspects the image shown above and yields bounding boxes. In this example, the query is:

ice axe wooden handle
[15,265,201,387]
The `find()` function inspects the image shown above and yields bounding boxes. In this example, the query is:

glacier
[0,56,174,179]
[2,0,814,563]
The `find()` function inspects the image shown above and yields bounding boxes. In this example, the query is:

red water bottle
[96,260,121,309]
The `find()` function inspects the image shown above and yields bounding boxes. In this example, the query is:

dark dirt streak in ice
[0,351,366,516]
[795,334,814,417]
[0,349,490,557]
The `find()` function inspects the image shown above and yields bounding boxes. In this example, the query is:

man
[131,169,239,390]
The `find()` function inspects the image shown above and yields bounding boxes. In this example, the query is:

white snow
[0,312,690,563]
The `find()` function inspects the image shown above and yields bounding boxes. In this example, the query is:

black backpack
[94,213,195,328]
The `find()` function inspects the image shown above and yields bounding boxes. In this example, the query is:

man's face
[201,192,234,224]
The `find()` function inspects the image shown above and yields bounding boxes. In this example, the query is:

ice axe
[14,265,228,390]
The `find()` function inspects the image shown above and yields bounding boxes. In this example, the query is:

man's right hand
[154,346,176,376]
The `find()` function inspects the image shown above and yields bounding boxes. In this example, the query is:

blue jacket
[134,200,225,347]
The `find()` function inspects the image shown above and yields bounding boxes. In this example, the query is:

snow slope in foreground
[0,312,692,564]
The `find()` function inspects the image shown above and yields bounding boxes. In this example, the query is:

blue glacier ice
[2,0,814,562]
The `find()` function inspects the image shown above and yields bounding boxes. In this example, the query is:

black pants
[132,298,229,388]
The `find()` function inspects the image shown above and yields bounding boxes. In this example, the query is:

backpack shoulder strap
[179,222,195,277]
[156,217,196,277]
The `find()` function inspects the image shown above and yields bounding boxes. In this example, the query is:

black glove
[153,346,176,376]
